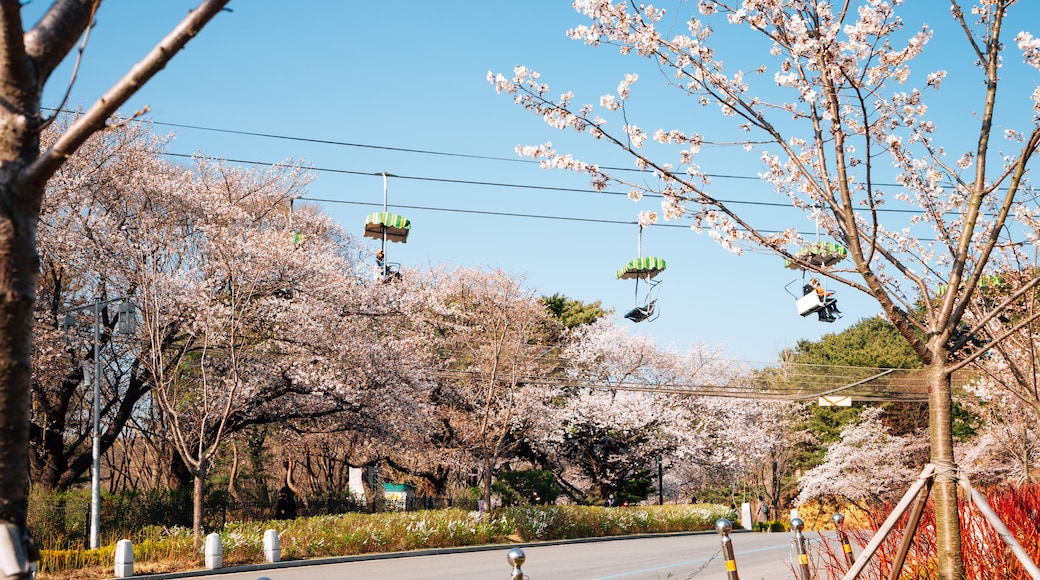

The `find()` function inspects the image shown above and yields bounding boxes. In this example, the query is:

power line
[161,152,923,215]
[429,367,937,402]
[307,199,653,227]
[50,108,995,221]
[152,118,998,210]
[159,152,932,236]
[151,119,768,178]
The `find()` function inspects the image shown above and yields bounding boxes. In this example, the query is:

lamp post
[60,297,134,550]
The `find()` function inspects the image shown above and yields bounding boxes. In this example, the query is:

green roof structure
[364,212,411,243]
[784,241,847,269]
[616,257,667,280]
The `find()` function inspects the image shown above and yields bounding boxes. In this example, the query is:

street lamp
[60,297,135,550]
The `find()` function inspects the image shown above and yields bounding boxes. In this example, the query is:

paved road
[146,531,813,580]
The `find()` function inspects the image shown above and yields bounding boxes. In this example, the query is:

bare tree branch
[23,0,97,84]
[24,0,231,188]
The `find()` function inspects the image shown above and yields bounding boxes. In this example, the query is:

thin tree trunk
[226,440,240,503]
[928,363,963,580]
[192,467,207,549]
[482,460,493,509]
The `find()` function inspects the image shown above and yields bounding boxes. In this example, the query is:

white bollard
[113,539,134,578]
[740,502,753,531]
[204,532,222,569]
[263,529,280,563]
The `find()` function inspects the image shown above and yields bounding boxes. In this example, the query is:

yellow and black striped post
[790,517,811,580]
[832,513,855,568]
[715,518,740,580]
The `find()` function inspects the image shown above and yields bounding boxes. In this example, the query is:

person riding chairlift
[375,249,402,282]
[803,278,841,322]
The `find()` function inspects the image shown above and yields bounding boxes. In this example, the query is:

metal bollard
[204,532,222,569]
[790,517,810,580]
[263,529,280,563]
[113,539,134,578]
[832,514,854,568]
[506,547,525,579]
[716,518,740,580]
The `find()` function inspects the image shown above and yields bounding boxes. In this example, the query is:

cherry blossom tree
[956,268,1040,418]
[413,267,553,507]
[958,381,1039,487]
[0,2,230,573]
[796,407,928,509]
[535,317,751,504]
[271,266,437,502]
[32,115,176,491]
[134,158,412,545]
[491,2,1039,575]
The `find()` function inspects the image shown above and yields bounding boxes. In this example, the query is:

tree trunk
[0,179,46,580]
[482,462,493,510]
[226,441,240,502]
[928,363,963,580]
[192,466,208,549]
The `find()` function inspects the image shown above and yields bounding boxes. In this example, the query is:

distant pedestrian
[754,495,770,532]
[275,486,297,520]
[606,493,619,507]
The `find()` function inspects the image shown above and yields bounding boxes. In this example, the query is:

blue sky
[32,1,1039,363]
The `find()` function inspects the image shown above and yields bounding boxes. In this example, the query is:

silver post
[716,518,740,580]
[60,297,133,551]
[832,513,855,568]
[506,547,525,579]
[381,172,388,256]
[90,297,101,550]
[791,517,810,580]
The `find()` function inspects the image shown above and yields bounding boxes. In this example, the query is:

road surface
[143,531,820,580]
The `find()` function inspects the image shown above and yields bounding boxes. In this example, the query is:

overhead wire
[160,151,935,238]
[41,108,962,241]
[160,151,925,215]
[47,108,998,224]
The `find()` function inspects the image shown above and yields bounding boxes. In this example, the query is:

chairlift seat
[796,292,826,316]
[375,261,403,283]
[625,300,657,323]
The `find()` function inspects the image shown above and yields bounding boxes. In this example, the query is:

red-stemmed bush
[809,484,1040,579]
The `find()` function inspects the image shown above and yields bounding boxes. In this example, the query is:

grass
[36,503,730,579]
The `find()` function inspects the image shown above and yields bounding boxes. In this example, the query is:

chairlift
[786,276,841,322]
[784,228,847,323]
[286,198,306,247]
[363,173,410,282]
[617,226,666,323]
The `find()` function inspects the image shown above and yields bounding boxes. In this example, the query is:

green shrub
[37,504,729,577]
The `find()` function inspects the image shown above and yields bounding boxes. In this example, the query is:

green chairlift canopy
[785,241,847,269]
[364,212,411,243]
[938,274,1004,296]
[616,257,667,280]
